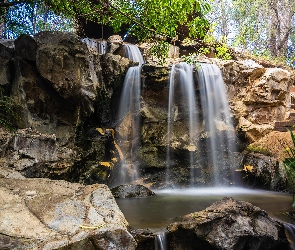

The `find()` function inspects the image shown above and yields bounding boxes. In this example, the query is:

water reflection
[116,187,295,229]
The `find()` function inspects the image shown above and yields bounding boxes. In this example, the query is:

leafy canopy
[0,0,212,41]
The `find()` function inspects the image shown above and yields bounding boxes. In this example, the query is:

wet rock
[131,228,156,250]
[111,184,155,198]
[9,31,132,146]
[167,197,289,250]
[240,152,287,191]
[0,171,136,250]
[107,35,123,54]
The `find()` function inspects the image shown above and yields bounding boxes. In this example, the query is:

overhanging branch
[0,1,27,8]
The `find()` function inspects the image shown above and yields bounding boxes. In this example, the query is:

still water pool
[116,187,295,230]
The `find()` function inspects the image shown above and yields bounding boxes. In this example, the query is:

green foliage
[208,0,294,68]
[0,88,19,132]
[197,33,232,60]
[181,53,200,67]
[108,0,212,41]
[215,44,232,60]
[149,41,170,65]
[283,129,295,206]
[1,0,212,41]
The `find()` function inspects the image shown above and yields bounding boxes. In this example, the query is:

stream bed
[116,187,295,231]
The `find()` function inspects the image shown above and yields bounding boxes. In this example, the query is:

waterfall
[81,38,107,54]
[166,63,199,185]
[166,62,237,186]
[155,232,167,250]
[166,64,175,184]
[115,44,144,185]
[198,63,237,185]
[97,40,107,54]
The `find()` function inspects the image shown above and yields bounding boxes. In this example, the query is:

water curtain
[115,44,144,185]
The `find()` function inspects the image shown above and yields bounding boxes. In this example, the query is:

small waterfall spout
[198,63,237,185]
[115,44,144,185]
[155,232,167,250]
[81,38,107,54]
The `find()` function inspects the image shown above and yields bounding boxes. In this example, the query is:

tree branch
[0,1,27,8]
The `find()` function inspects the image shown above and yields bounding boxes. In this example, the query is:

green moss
[247,145,271,156]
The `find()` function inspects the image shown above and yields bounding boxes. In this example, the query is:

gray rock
[167,197,289,250]
[0,173,136,250]
[111,184,155,198]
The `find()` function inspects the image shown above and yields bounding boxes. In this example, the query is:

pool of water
[116,187,295,230]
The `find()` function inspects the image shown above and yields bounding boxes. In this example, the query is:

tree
[0,0,212,41]
[209,0,295,67]
[1,0,75,38]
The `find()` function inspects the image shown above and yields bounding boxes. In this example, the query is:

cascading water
[198,63,237,185]
[166,62,237,186]
[97,40,107,54]
[166,63,199,186]
[155,232,167,250]
[115,44,144,185]
[81,38,107,54]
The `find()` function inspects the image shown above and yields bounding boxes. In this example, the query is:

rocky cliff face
[0,32,132,183]
[0,31,294,189]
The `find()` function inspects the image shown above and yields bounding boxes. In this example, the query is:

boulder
[167,197,289,250]
[111,184,155,198]
[0,171,136,250]
[131,229,157,250]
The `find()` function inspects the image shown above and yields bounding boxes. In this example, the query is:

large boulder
[0,171,136,250]
[166,197,289,250]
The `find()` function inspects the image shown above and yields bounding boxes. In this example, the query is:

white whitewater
[166,62,199,185]
[116,44,144,185]
[155,232,167,250]
[97,40,107,54]
[166,64,175,184]
[198,63,237,185]
[166,62,237,186]
[81,38,107,54]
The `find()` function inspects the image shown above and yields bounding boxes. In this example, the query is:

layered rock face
[0,31,294,188]
[217,59,293,142]
[0,32,132,183]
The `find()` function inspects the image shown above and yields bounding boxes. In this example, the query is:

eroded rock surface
[0,170,136,250]
[167,197,289,250]
[216,59,294,142]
